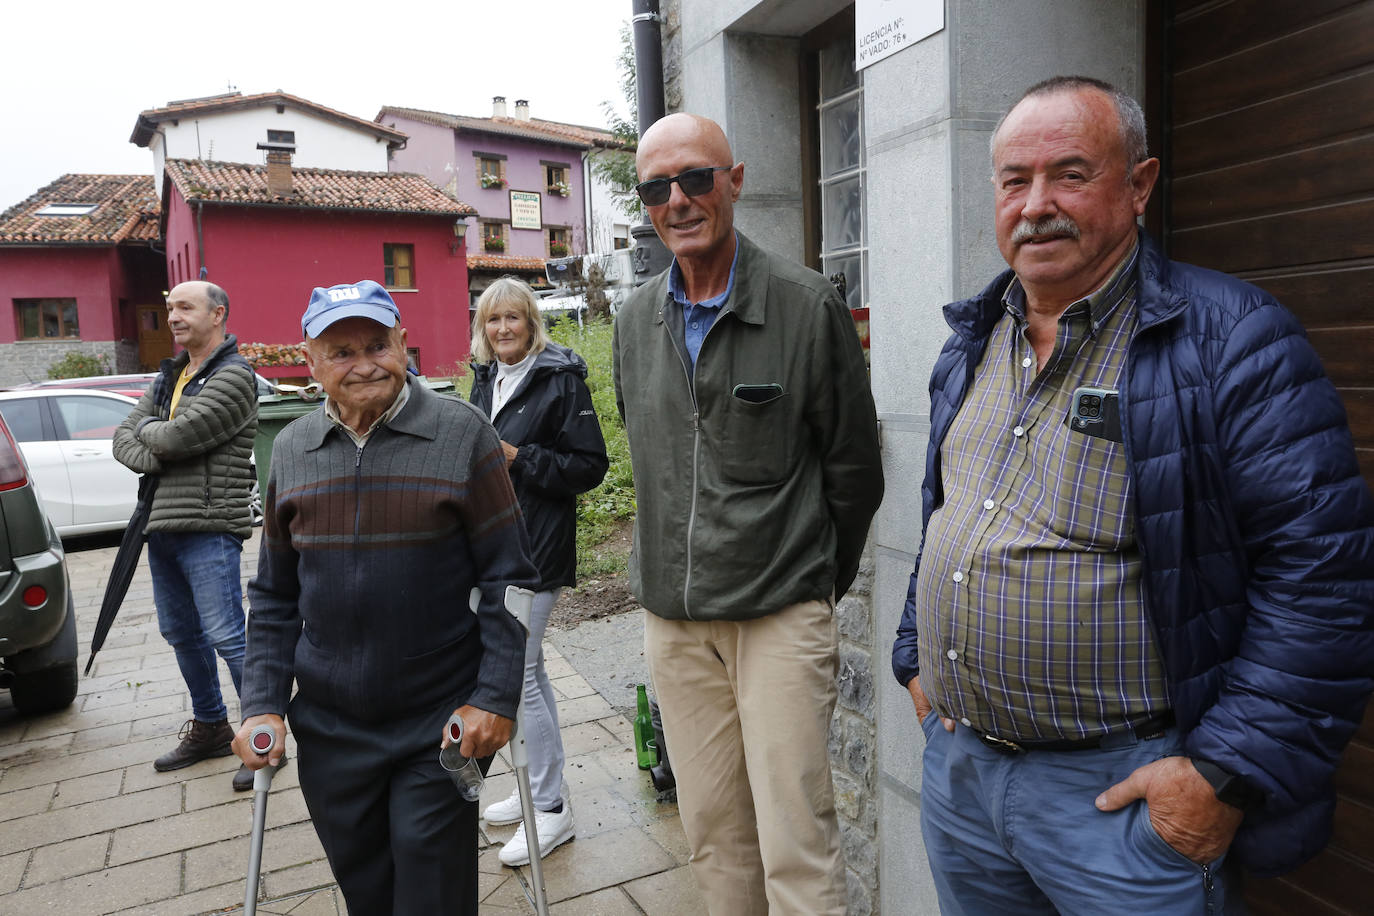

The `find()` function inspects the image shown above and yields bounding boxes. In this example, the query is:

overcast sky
[0,0,633,212]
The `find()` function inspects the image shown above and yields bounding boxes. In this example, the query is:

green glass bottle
[634,684,658,770]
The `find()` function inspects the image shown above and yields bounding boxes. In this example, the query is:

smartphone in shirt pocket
[1069,387,1122,443]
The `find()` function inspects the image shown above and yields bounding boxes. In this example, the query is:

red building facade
[162,159,476,377]
[0,175,163,386]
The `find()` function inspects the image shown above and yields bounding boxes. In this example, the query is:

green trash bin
[252,377,456,498]
[253,393,324,499]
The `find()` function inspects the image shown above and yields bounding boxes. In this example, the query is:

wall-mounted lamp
[450,219,470,255]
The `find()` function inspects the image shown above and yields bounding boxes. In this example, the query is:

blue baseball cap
[302,280,401,338]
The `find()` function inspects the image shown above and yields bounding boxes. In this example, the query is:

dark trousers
[289,692,478,915]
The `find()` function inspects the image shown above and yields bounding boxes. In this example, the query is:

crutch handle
[248,724,278,792]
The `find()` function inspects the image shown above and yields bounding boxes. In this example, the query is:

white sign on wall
[510,190,543,230]
[855,0,943,70]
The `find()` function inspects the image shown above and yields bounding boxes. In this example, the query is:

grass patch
[547,318,635,578]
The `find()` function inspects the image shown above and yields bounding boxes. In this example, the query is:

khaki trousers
[645,599,846,916]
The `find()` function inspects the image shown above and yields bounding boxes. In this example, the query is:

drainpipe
[194,201,208,280]
[584,153,595,253]
[629,0,673,283]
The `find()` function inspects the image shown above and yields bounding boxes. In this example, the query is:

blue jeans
[920,718,1239,915]
[523,588,565,809]
[147,531,245,722]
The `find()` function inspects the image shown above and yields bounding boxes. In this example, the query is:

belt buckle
[979,732,1025,755]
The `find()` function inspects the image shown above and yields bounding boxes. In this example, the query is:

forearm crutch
[472,585,549,916]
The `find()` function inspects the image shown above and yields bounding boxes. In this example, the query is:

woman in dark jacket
[468,277,608,866]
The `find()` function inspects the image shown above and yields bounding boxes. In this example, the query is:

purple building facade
[379,99,612,270]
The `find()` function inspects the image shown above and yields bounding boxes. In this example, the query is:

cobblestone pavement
[0,531,701,914]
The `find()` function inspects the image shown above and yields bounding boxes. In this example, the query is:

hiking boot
[154,718,234,772]
[232,750,289,792]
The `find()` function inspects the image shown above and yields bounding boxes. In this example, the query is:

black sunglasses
[635,166,731,206]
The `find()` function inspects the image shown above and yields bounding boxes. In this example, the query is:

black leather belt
[975,711,1175,755]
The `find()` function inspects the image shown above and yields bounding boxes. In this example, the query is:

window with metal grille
[816,32,865,312]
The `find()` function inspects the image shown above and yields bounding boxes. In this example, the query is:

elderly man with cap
[233,280,538,914]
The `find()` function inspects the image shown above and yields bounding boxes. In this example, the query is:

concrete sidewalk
[0,530,701,914]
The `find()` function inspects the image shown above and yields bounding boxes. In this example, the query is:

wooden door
[136,304,172,370]
[1158,1,1374,912]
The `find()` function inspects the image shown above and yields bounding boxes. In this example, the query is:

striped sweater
[241,377,538,723]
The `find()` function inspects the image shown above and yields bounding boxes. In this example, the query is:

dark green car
[0,411,77,715]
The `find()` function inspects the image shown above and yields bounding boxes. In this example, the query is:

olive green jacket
[113,335,258,537]
[613,233,883,621]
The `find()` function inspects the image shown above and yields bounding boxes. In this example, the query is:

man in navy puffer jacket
[892,75,1374,913]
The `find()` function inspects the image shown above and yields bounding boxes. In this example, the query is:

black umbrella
[85,475,158,675]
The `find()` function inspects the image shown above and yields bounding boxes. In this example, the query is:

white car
[0,389,261,537]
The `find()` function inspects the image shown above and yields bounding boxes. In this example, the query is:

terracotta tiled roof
[240,342,308,368]
[0,174,160,245]
[467,253,548,272]
[132,91,407,148]
[164,159,477,216]
[378,106,622,150]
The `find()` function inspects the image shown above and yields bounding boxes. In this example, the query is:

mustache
[1011,217,1080,245]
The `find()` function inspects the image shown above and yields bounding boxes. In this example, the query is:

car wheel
[10,662,78,714]
[249,479,264,527]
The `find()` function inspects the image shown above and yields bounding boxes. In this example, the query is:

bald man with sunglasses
[613,113,883,915]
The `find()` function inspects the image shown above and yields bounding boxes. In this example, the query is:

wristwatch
[1192,758,1263,812]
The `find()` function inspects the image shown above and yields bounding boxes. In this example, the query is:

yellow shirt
[169,366,194,418]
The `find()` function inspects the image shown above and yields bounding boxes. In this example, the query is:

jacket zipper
[1119,297,1189,702]
[662,302,720,622]
[353,444,364,538]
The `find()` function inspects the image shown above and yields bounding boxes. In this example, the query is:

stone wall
[114,339,139,374]
[832,550,878,915]
[661,0,683,114]
[0,340,122,387]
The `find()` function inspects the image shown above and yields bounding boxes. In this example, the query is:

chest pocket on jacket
[716,385,793,484]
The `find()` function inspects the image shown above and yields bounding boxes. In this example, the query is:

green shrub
[547,318,636,575]
[46,351,110,380]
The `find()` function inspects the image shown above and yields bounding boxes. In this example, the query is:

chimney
[514,99,530,121]
[264,149,294,196]
[257,134,297,197]
[492,96,507,118]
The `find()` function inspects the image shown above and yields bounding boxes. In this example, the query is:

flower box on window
[548,179,570,198]
[549,241,570,257]
[484,237,507,252]
[480,174,507,190]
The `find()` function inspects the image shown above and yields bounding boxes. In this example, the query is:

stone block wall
[0,340,121,388]
[832,551,878,916]
[661,0,683,114]
[114,340,139,374]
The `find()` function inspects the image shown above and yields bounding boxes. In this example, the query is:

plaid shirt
[915,246,1170,740]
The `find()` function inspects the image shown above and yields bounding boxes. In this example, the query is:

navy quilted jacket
[891,231,1374,875]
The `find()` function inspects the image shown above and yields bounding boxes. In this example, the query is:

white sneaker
[498,802,576,866]
[482,789,524,826]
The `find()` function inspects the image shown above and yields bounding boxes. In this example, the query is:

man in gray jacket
[613,113,884,915]
[113,280,259,790]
